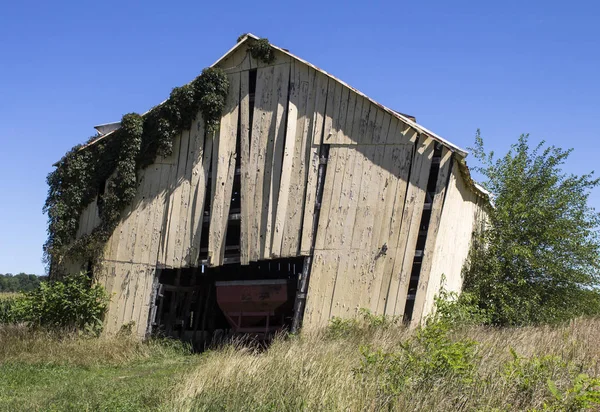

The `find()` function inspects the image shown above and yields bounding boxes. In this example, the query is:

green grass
[0,326,198,411]
[0,359,190,411]
[1,318,600,411]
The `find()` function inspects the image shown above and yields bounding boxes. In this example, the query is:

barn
[57,34,488,343]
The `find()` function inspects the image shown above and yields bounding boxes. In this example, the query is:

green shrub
[503,349,566,398]
[326,309,399,339]
[356,314,478,398]
[0,295,18,324]
[544,374,600,411]
[6,273,109,334]
[502,350,600,411]
[433,287,491,326]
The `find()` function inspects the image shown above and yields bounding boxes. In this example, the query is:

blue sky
[1,0,599,275]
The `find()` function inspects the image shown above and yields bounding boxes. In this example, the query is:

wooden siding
[417,162,487,321]
[68,45,486,335]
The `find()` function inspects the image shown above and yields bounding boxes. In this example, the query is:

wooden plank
[338,147,365,249]
[349,96,365,145]
[106,169,136,263]
[208,72,241,266]
[301,251,325,328]
[170,130,191,267]
[350,145,378,250]
[318,250,341,324]
[135,267,156,337]
[310,72,329,146]
[218,44,290,73]
[322,80,338,144]
[365,147,395,313]
[249,66,276,261]
[421,162,486,319]
[261,63,290,259]
[239,68,251,265]
[114,203,135,263]
[300,72,329,254]
[131,166,160,265]
[331,84,350,144]
[112,262,132,334]
[410,148,452,325]
[89,198,101,233]
[385,136,434,316]
[374,144,414,314]
[124,173,147,263]
[189,131,214,267]
[323,146,350,249]
[100,263,118,334]
[328,249,350,318]
[272,60,301,257]
[157,133,183,266]
[182,114,206,266]
[313,146,340,250]
[373,112,392,146]
[385,117,400,145]
[102,175,119,262]
[340,90,357,145]
[370,148,394,250]
[148,165,172,267]
[327,148,357,248]
[121,264,144,329]
[178,113,204,267]
[282,67,317,256]
[392,120,418,146]
[129,264,147,332]
[360,104,377,144]
[356,250,377,313]
[303,250,339,327]
[330,249,362,319]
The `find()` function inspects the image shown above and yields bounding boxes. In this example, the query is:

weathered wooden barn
[64,34,488,341]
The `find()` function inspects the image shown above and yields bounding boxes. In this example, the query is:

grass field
[0,292,20,300]
[1,318,599,411]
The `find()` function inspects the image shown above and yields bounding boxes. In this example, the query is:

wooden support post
[145,274,160,338]
[166,269,181,336]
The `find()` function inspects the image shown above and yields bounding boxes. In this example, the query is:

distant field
[0,318,599,411]
[0,293,20,300]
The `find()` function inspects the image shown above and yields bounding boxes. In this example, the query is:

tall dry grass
[170,318,600,411]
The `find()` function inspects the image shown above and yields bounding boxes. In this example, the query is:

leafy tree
[0,273,47,293]
[462,131,600,325]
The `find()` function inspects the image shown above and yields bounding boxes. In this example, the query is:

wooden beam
[262,63,290,259]
[385,136,434,316]
[248,66,276,261]
[300,72,329,254]
[208,72,241,266]
[410,148,452,326]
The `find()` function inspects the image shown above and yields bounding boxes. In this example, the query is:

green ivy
[248,37,276,64]
[44,68,229,275]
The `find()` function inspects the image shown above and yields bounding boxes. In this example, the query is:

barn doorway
[148,257,304,349]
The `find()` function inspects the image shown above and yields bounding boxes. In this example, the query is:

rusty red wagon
[215,279,292,336]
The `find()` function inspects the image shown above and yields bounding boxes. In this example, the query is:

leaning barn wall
[68,43,486,336]
[416,163,488,321]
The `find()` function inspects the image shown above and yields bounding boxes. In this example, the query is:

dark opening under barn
[149,257,305,348]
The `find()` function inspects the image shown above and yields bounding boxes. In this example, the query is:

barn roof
[78,34,489,199]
